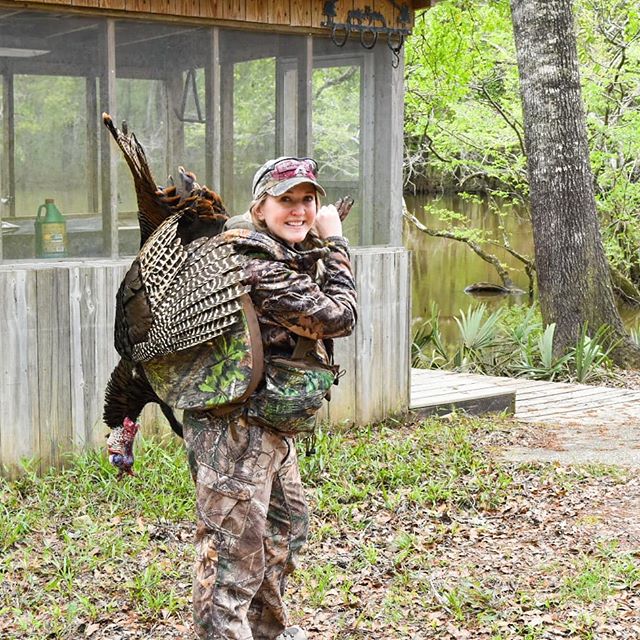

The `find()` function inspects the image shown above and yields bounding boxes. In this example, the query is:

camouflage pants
[183,409,309,640]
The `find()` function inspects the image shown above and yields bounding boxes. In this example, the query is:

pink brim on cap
[265,176,327,197]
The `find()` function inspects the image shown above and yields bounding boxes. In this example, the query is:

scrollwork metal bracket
[321,0,411,67]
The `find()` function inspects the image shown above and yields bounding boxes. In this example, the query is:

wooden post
[360,51,375,246]
[205,28,221,190]
[37,267,74,471]
[0,269,40,476]
[86,77,99,214]
[275,58,298,157]
[371,43,405,246]
[297,35,313,157]
[99,20,118,258]
[322,247,411,425]
[220,58,234,210]
[2,71,16,221]
[165,71,185,179]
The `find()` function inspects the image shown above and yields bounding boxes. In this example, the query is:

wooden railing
[0,247,410,476]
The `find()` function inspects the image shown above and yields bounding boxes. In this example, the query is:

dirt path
[501,417,640,467]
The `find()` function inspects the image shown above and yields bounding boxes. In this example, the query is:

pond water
[403,194,640,342]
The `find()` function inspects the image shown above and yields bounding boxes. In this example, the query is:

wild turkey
[103,114,355,476]
[102,114,229,465]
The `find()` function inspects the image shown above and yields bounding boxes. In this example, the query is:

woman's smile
[255,184,318,244]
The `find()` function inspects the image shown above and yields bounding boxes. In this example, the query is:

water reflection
[403,193,640,343]
[404,194,531,341]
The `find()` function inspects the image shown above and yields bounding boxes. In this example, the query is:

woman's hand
[314,204,343,239]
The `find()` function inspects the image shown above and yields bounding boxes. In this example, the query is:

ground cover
[1,415,639,639]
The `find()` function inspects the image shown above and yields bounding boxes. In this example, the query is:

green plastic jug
[35,199,67,258]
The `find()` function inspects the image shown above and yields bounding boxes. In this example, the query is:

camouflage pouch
[247,338,339,436]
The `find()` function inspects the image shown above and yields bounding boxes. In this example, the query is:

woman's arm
[247,237,357,340]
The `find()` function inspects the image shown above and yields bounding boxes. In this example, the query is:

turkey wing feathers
[124,217,251,362]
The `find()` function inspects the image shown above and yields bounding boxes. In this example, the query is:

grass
[299,416,515,514]
[1,415,638,639]
[0,433,194,637]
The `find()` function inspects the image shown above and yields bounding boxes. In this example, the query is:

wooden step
[410,369,516,417]
[411,368,640,424]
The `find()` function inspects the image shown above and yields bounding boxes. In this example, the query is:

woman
[182,157,358,640]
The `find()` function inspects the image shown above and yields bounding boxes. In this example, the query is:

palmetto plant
[513,323,571,380]
[569,324,617,384]
[455,304,504,352]
[453,304,504,372]
[412,303,616,383]
[411,303,449,368]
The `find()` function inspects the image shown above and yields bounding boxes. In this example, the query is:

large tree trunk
[510,0,640,367]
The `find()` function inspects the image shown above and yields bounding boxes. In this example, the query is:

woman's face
[254,183,318,244]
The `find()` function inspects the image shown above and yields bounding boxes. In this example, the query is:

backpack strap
[291,336,319,361]
[236,294,264,402]
[205,294,264,417]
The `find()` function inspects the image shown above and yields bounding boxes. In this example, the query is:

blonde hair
[249,195,269,233]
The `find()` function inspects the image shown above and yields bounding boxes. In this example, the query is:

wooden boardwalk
[411,368,640,425]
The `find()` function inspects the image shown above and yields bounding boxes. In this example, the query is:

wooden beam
[165,70,185,179]
[36,267,73,470]
[411,390,516,419]
[275,57,285,157]
[98,19,118,258]
[360,50,374,246]
[220,62,234,211]
[0,269,40,476]
[275,58,297,157]
[1,72,16,221]
[371,41,404,246]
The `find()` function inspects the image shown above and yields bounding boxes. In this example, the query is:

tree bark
[510,0,640,367]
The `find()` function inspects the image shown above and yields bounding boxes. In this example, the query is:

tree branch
[475,83,527,157]
[610,264,640,307]
[403,208,519,291]
[314,67,357,101]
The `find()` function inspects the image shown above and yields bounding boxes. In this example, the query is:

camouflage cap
[252,157,326,199]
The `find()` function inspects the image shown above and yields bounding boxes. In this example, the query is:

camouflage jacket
[227,229,358,360]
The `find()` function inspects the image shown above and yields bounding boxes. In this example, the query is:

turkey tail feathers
[103,116,240,436]
[102,112,175,245]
